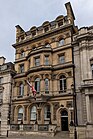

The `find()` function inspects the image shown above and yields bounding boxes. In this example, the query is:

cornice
[12,24,74,48]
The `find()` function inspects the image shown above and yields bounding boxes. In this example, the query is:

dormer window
[58,39,64,46]
[44,26,49,32]
[58,20,63,27]
[32,31,36,37]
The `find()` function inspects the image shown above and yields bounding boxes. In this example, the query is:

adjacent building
[0,57,15,136]
[10,2,77,134]
[73,26,93,137]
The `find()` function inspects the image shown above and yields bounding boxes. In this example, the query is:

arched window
[45,43,50,48]
[30,106,36,120]
[35,78,40,93]
[59,75,66,93]
[58,39,64,46]
[20,51,25,58]
[45,78,49,93]
[19,83,24,96]
[44,105,50,119]
[18,107,23,120]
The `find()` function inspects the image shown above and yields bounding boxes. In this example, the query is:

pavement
[0,131,73,139]
[0,132,93,139]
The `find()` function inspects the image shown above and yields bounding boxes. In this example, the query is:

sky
[0,0,93,63]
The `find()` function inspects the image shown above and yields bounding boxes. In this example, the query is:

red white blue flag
[27,80,36,99]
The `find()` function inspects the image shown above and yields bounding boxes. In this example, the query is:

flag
[27,80,36,99]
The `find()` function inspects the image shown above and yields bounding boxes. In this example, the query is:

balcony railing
[10,124,49,131]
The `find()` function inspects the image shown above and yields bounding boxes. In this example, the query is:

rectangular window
[45,56,49,65]
[20,64,24,73]
[59,54,65,64]
[35,57,40,66]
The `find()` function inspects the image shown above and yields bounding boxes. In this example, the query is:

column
[86,95,92,123]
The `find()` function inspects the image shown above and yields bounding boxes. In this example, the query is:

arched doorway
[61,110,68,131]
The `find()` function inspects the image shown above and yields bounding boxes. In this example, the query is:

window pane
[35,78,40,92]
[44,105,50,119]
[45,56,49,65]
[60,75,66,92]
[59,39,64,46]
[35,57,40,66]
[19,84,24,96]
[31,106,36,120]
[21,51,25,58]
[18,108,23,120]
[45,78,49,91]
[20,64,24,73]
[59,55,65,64]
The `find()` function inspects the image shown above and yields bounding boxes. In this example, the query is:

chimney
[65,2,75,24]
[0,57,6,65]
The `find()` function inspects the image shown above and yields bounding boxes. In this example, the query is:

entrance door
[61,110,68,131]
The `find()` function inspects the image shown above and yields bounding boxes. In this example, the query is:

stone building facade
[0,57,15,136]
[73,26,93,137]
[10,2,77,134]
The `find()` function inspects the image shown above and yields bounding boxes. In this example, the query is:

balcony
[27,65,52,74]
[82,79,93,87]
[81,79,93,95]
[53,61,73,70]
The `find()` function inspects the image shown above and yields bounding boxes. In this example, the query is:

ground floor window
[18,107,23,120]
[44,105,50,120]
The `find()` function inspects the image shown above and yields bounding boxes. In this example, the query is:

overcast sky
[0,0,93,63]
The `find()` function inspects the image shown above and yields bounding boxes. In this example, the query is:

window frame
[44,105,51,120]
[45,55,49,65]
[18,107,23,120]
[45,78,49,93]
[30,106,37,120]
[20,51,25,58]
[19,64,24,73]
[59,75,67,93]
[34,57,40,66]
[35,78,40,93]
[58,38,64,47]
[19,83,24,97]
[59,54,65,64]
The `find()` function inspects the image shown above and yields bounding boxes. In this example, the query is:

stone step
[55,131,72,138]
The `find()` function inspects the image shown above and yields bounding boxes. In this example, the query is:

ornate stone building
[0,57,15,136]
[10,2,77,134]
[73,26,93,137]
